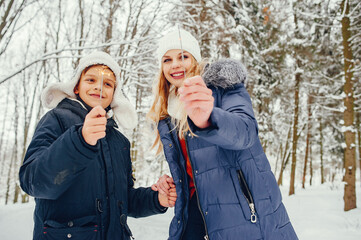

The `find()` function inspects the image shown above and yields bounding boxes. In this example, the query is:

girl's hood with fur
[41,51,137,131]
[202,59,247,89]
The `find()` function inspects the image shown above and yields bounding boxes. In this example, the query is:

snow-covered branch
[0,38,153,85]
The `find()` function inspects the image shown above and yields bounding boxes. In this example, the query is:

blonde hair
[147,56,205,154]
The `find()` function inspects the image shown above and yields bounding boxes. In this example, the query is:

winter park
[1,1,361,240]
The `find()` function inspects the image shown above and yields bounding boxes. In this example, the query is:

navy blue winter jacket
[20,98,166,240]
[158,60,298,240]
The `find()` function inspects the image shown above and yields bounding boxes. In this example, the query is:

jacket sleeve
[127,186,167,218]
[19,111,99,200]
[188,84,259,150]
[127,158,167,218]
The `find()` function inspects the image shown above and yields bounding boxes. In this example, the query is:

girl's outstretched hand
[82,106,107,145]
[178,76,214,129]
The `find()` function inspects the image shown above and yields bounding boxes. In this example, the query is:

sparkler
[100,71,104,103]
[177,25,186,79]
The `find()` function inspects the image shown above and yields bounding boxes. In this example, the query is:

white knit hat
[41,51,138,130]
[156,28,201,64]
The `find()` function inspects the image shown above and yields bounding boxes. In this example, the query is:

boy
[19,51,176,240]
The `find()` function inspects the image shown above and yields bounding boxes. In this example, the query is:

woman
[149,29,298,240]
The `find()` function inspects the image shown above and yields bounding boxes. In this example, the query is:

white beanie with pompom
[156,28,201,65]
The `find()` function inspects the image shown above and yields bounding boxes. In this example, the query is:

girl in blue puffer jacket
[148,28,298,240]
[19,51,176,240]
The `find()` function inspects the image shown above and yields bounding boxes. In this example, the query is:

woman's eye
[179,55,188,60]
[86,78,94,82]
[163,59,171,63]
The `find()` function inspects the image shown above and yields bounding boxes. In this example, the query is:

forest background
[0,0,360,213]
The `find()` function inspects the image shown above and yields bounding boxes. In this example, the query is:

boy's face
[74,65,116,109]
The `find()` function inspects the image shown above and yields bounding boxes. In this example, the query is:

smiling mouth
[90,94,102,98]
[171,72,185,78]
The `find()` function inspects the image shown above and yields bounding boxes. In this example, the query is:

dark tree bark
[340,0,356,211]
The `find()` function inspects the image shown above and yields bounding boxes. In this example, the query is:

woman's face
[74,65,116,109]
[162,49,193,88]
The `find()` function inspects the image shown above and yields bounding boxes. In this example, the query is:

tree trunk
[13,184,20,204]
[309,142,313,186]
[357,112,361,184]
[274,144,283,178]
[302,95,312,188]
[278,127,292,186]
[289,61,301,196]
[5,147,16,205]
[104,0,119,53]
[0,92,11,175]
[75,0,85,66]
[0,0,27,56]
[340,0,356,211]
[12,92,20,203]
[320,116,325,184]
[131,80,142,164]
[278,152,291,186]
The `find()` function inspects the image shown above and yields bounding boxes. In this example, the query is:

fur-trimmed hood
[202,59,247,89]
[41,51,138,131]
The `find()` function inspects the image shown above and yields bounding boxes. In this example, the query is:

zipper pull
[204,235,209,240]
[249,203,257,223]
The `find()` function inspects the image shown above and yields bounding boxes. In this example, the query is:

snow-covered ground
[0,183,360,240]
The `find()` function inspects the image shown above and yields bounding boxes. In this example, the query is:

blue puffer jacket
[158,60,298,240]
[20,98,166,240]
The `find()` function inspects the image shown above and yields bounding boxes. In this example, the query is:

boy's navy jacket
[20,98,166,240]
[158,59,298,240]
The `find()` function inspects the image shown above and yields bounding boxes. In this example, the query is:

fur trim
[167,86,185,120]
[41,51,138,130]
[202,59,247,89]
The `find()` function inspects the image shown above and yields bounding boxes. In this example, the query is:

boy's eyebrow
[84,73,116,83]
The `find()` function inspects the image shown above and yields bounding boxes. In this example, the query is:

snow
[0,183,360,240]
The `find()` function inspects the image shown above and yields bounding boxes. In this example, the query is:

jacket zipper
[184,133,209,240]
[237,169,257,223]
[166,121,187,239]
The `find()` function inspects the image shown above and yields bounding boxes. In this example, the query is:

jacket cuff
[187,108,219,136]
[73,125,99,157]
[154,192,168,213]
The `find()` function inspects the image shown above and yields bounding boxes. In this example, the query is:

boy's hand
[82,106,107,146]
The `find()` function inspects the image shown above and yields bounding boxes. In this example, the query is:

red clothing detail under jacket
[179,138,195,198]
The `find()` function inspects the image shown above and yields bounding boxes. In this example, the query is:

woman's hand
[151,174,175,195]
[158,187,177,208]
[82,106,107,145]
[178,76,214,129]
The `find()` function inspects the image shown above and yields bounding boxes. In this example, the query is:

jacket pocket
[229,168,258,223]
[42,215,99,240]
[236,169,257,223]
